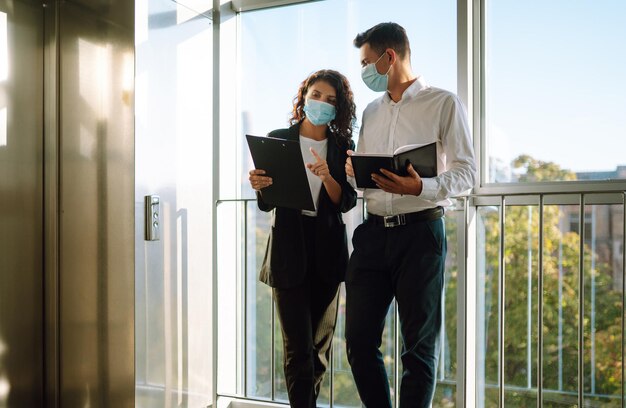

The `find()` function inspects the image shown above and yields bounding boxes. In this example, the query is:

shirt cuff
[419,177,439,201]
[347,175,357,190]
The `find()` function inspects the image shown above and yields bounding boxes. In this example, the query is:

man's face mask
[361,52,391,92]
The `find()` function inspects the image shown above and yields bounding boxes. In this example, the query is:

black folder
[351,142,437,189]
[246,134,315,211]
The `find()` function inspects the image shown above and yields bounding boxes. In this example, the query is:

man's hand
[345,150,355,178]
[371,163,423,195]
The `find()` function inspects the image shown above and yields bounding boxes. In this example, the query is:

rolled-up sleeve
[420,95,476,202]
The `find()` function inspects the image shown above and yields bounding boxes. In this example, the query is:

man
[344,22,476,407]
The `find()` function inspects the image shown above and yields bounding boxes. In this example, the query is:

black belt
[367,207,444,228]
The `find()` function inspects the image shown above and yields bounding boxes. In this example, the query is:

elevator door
[57,1,135,405]
[0,1,44,406]
[1,0,135,406]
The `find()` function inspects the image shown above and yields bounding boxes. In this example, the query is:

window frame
[473,0,626,194]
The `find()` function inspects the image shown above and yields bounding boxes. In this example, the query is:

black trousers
[345,216,446,408]
[272,215,340,408]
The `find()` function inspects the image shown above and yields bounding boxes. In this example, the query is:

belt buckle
[383,214,406,228]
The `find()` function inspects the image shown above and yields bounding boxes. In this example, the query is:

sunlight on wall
[0,376,9,405]
[0,338,9,403]
[0,12,8,81]
[122,52,133,104]
[79,123,95,159]
[78,38,112,120]
[1,12,7,147]
[0,107,6,147]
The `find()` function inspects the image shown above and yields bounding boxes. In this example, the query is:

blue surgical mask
[303,99,336,126]
[361,52,391,92]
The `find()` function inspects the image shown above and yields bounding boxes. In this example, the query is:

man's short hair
[354,22,411,60]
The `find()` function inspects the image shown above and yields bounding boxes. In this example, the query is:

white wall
[135,0,214,406]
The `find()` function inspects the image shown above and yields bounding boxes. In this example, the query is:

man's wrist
[412,179,423,196]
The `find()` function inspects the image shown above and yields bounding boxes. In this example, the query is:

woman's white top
[299,135,328,217]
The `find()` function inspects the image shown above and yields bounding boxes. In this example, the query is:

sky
[486,0,626,174]
[240,0,626,180]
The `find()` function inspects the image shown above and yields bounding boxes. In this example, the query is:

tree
[512,155,577,182]
[480,155,623,407]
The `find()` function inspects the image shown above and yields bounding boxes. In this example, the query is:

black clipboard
[246,134,315,211]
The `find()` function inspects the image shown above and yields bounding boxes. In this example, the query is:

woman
[248,69,357,408]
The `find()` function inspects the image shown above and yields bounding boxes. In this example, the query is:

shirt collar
[383,75,428,105]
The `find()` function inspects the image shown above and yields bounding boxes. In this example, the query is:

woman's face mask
[303,99,336,126]
[361,52,391,92]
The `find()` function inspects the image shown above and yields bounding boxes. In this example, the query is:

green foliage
[512,154,577,182]
[480,156,622,406]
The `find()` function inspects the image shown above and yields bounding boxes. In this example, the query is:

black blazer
[257,123,357,289]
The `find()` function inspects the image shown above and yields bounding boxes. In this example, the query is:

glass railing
[216,191,626,407]
[216,197,463,407]
[474,192,626,407]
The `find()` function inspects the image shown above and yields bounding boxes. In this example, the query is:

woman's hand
[345,150,355,178]
[308,147,342,205]
[248,169,273,191]
[306,147,332,182]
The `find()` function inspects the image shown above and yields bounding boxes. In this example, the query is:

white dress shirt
[352,76,476,216]
[299,135,328,216]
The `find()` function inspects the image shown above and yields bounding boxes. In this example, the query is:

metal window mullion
[243,202,249,397]
[460,196,472,408]
[558,227,564,391]
[361,195,366,218]
[538,196,544,407]
[231,0,317,12]
[591,206,597,395]
[527,206,533,390]
[499,196,506,407]
[212,1,221,405]
[329,342,334,408]
[477,0,486,190]
[271,291,276,400]
[622,192,626,408]
[578,194,586,407]
[440,285,447,382]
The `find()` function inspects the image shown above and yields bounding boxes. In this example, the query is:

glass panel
[238,1,457,405]
[246,201,273,398]
[239,0,457,150]
[542,204,580,407]
[274,318,288,402]
[316,359,331,407]
[582,205,623,406]
[433,200,462,407]
[485,1,626,183]
[503,206,539,407]
[332,284,362,408]
[433,385,456,408]
[331,201,366,408]
[477,199,625,407]
[217,202,240,394]
[476,206,501,407]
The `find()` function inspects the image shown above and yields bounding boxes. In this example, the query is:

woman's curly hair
[289,69,356,148]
